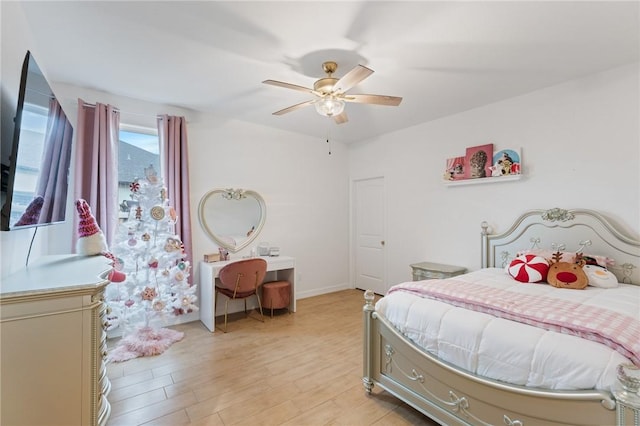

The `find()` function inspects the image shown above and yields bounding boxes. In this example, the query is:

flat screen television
[1,51,73,231]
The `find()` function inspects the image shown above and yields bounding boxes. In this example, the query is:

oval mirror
[198,188,266,253]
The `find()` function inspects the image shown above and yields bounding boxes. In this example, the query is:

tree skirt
[108,326,184,363]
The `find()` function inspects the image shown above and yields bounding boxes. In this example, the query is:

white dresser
[0,254,111,426]
[199,256,295,332]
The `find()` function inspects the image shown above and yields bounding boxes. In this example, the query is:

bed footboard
[362,290,633,426]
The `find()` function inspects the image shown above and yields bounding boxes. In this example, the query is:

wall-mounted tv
[0,51,73,231]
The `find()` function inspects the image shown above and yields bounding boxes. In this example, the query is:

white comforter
[375,268,639,391]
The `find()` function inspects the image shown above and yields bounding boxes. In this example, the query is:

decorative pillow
[508,254,549,283]
[517,249,613,268]
[547,252,589,290]
[584,264,619,288]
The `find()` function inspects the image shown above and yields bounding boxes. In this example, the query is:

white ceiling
[18,1,640,144]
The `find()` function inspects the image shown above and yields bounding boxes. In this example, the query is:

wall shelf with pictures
[444,145,522,187]
[443,174,523,186]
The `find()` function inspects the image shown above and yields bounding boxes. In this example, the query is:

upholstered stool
[261,280,291,318]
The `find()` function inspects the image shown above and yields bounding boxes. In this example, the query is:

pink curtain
[35,98,73,224]
[158,115,192,279]
[74,99,120,248]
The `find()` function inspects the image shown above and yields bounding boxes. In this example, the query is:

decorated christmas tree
[105,164,198,340]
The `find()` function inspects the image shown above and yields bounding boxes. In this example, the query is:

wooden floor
[106,289,439,426]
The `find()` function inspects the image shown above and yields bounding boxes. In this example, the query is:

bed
[363,208,640,426]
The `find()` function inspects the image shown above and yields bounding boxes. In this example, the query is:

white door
[354,177,386,294]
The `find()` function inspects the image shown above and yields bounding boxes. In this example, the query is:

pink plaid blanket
[388,279,640,366]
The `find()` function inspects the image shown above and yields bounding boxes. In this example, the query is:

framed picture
[444,156,465,180]
[464,143,493,179]
[491,149,521,177]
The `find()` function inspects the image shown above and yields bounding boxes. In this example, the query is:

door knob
[381,240,385,246]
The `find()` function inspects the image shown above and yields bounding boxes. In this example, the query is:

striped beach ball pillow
[508,254,549,283]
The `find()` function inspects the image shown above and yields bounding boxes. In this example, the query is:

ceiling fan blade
[343,94,402,106]
[334,111,348,125]
[263,79,315,94]
[332,65,373,94]
[272,99,315,116]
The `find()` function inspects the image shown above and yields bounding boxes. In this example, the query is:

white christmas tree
[105,164,198,336]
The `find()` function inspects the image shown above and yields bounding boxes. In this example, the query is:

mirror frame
[197,188,266,253]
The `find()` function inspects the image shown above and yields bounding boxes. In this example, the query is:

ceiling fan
[263,61,402,124]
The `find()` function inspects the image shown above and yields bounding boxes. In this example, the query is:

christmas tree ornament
[145,164,159,184]
[152,300,166,311]
[135,206,143,220]
[108,269,126,282]
[141,286,157,300]
[75,199,109,255]
[114,257,124,270]
[164,237,181,252]
[102,252,127,284]
[150,206,165,221]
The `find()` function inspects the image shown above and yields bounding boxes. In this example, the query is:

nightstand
[410,261,467,281]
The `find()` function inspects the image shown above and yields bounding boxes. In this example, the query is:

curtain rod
[79,101,187,121]
[80,101,150,119]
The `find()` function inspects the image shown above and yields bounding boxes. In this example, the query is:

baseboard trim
[296,282,352,300]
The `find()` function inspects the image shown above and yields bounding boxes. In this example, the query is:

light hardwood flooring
[106,289,438,426]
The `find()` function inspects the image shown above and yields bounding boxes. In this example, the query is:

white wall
[187,115,350,298]
[349,63,640,288]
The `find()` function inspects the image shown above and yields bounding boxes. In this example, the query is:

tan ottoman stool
[261,280,291,318]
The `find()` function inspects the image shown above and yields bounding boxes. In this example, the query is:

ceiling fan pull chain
[326,130,332,155]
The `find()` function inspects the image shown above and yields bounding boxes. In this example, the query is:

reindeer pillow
[546,252,589,290]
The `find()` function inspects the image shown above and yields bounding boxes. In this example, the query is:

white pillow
[584,264,619,288]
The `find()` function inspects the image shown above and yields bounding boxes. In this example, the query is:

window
[118,128,159,222]
[7,103,48,224]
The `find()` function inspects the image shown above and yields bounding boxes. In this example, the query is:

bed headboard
[481,208,640,285]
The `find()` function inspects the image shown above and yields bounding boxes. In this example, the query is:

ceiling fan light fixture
[314,96,345,117]
[264,61,401,124]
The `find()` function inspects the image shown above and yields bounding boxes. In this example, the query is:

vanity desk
[199,255,296,332]
[0,254,111,426]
